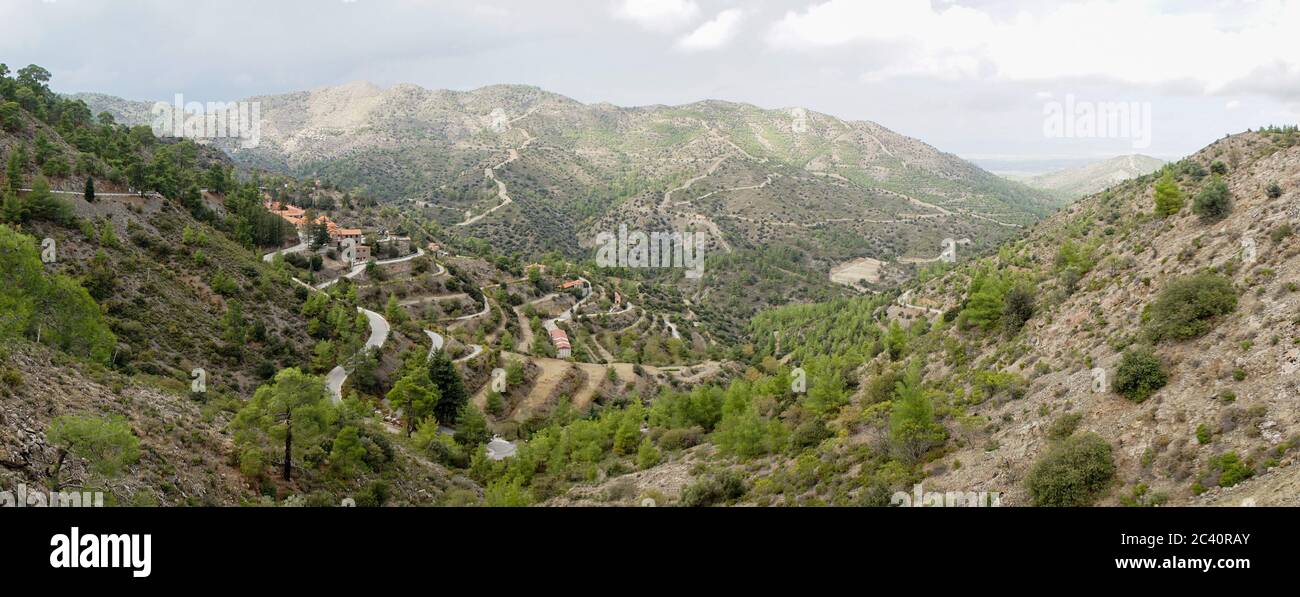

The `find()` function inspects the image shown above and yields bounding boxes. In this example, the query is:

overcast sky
[5,0,1299,168]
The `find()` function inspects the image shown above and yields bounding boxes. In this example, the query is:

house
[354,244,372,263]
[333,228,363,243]
[560,279,584,291]
[549,328,572,360]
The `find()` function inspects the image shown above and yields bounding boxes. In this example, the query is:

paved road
[326,307,391,404]
[425,330,445,359]
[316,247,426,289]
[543,278,592,333]
[262,232,308,263]
[449,290,491,322]
[454,343,485,363]
[663,315,682,340]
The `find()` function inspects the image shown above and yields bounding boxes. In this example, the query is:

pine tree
[1153,171,1183,217]
[84,176,95,203]
[888,361,947,463]
[453,402,489,446]
[231,368,333,481]
[385,293,407,325]
[386,368,440,436]
[5,145,25,192]
[0,186,24,224]
[46,415,140,492]
[427,350,469,425]
[636,437,661,470]
[329,426,368,475]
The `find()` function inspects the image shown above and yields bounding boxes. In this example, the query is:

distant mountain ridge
[1012,154,1166,200]
[75,82,1062,256]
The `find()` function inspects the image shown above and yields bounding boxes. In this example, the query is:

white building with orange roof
[548,328,572,360]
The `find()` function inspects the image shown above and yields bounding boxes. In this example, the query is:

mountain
[78,83,1064,341]
[77,84,1063,258]
[1014,154,1166,201]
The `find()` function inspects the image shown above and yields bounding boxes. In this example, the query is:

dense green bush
[681,470,747,507]
[1047,413,1083,441]
[1144,273,1237,343]
[1001,285,1036,334]
[1153,171,1184,217]
[1026,433,1116,507]
[1193,177,1233,221]
[1207,451,1253,488]
[1112,348,1168,403]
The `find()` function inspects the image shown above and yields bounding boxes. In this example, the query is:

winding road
[325,308,391,404]
[458,126,534,227]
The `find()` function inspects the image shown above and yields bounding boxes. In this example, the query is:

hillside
[742,127,1299,506]
[78,83,1065,342]
[4,68,475,505]
[1016,154,1166,201]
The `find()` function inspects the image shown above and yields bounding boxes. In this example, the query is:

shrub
[657,427,701,451]
[681,470,747,507]
[1144,273,1237,343]
[1,367,22,387]
[1153,171,1184,217]
[1266,181,1283,199]
[1026,433,1116,506]
[1001,285,1036,334]
[1112,348,1168,403]
[1193,177,1232,221]
[1271,224,1293,243]
[1196,424,1212,445]
[1207,451,1253,488]
[1047,413,1083,441]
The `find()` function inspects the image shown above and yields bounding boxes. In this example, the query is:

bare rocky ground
[543,448,709,507]
[1,343,246,506]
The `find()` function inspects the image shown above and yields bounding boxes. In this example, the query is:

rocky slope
[899,129,1298,505]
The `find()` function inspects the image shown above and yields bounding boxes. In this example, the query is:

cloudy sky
[5,0,1299,170]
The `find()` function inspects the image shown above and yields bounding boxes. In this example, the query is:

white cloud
[613,0,701,33]
[1226,100,1242,110]
[677,9,745,51]
[767,0,1300,99]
